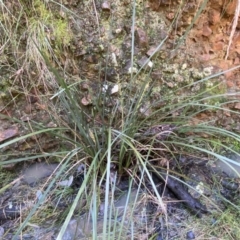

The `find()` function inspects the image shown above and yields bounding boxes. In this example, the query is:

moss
[0,168,16,189]
[224,137,240,152]
[211,207,240,239]
[53,19,72,47]
[0,77,14,100]
[25,0,72,55]
[204,81,228,106]
[0,78,9,90]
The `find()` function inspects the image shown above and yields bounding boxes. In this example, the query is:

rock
[225,0,237,16]
[147,45,166,57]
[137,56,153,69]
[186,230,195,239]
[2,163,16,171]
[0,227,4,238]
[80,82,90,91]
[209,0,224,11]
[221,179,239,191]
[212,41,224,51]
[156,234,164,240]
[202,25,212,37]
[181,63,187,70]
[213,154,240,178]
[127,66,138,74]
[135,28,148,48]
[23,163,58,185]
[84,55,98,63]
[0,127,18,143]
[234,102,240,109]
[101,2,111,11]
[81,95,92,106]
[208,9,221,25]
[110,84,119,95]
[61,219,85,239]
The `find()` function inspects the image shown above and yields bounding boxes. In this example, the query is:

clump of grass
[0,0,72,93]
[34,54,240,240]
[211,205,240,239]
[181,204,240,240]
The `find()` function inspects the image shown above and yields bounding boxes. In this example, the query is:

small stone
[81,95,92,106]
[76,49,87,56]
[25,104,33,114]
[218,60,233,79]
[212,41,224,51]
[202,25,212,37]
[234,102,240,109]
[20,115,31,122]
[28,94,38,104]
[59,10,66,19]
[23,163,58,185]
[159,29,168,40]
[169,49,179,59]
[102,84,108,93]
[146,45,162,57]
[208,9,221,25]
[111,84,119,95]
[166,82,174,88]
[166,12,175,20]
[151,71,162,81]
[234,57,240,65]
[221,179,239,191]
[0,226,4,238]
[148,61,153,68]
[128,67,138,74]
[111,52,118,66]
[225,0,236,15]
[137,56,153,69]
[84,55,98,63]
[146,47,156,57]
[114,28,122,34]
[140,102,152,116]
[2,163,16,171]
[156,234,163,240]
[227,81,234,88]
[223,109,231,117]
[101,2,111,11]
[186,230,195,239]
[47,122,57,128]
[209,0,223,11]
[199,54,210,62]
[181,63,187,70]
[0,127,18,143]
[81,82,90,91]
[135,28,148,48]
[35,103,46,110]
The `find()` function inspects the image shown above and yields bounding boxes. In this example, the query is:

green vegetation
[184,204,240,240]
